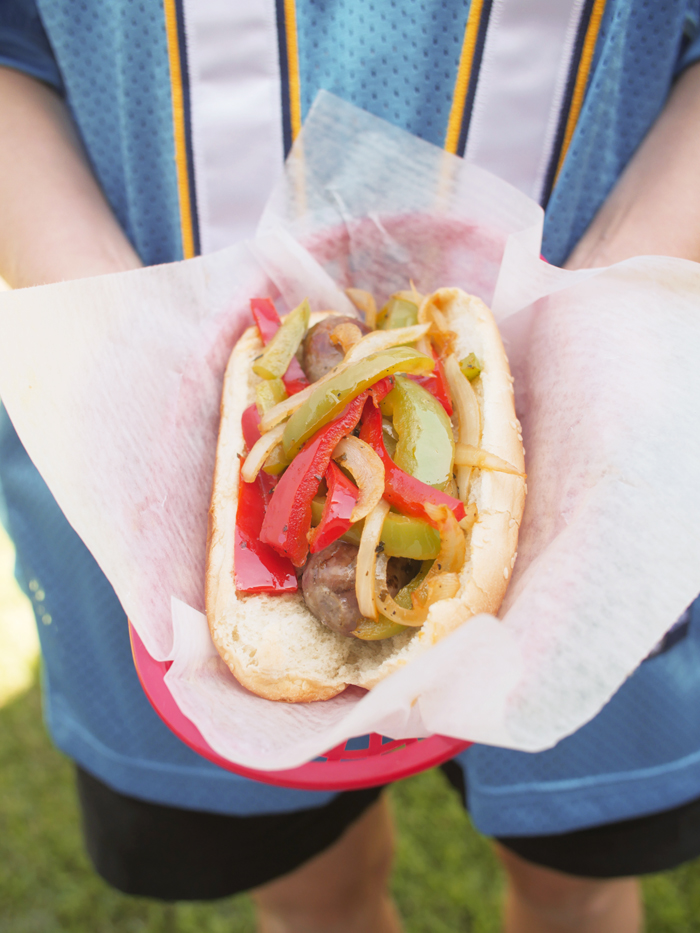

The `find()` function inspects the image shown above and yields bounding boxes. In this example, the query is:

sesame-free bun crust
[206,292,525,702]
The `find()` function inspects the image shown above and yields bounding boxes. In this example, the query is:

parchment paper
[1,93,700,770]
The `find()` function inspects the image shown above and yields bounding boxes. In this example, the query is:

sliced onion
[416,295,434,326]
[415,335,433,358]
[259,322,431,432]
[412,573,461,609]
[444,354,481,501]
[260,384,312,431]
[330,322,363,355]
[376,561,458,627]
[409,281,423,305]
[259,358,346,431]
[332,436,385,522]
[417,293,450,329]
[374,573,430,627]
[355,499,390,620]
[423,502,466,572]
[417,295,457,356]
[392,286,424,306]
[240,423,286,483]
[375,502,465,626]
[459,502,478,531]
[352,577,408,640]
[374,550,431,627]
[412,502,465,609]
[344,323,431,363]
[454,443,524,476]
[345,288,377,330]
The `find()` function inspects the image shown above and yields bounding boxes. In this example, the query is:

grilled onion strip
[374,571,431,627]
[332,436,385,522]
[356,499,391,620]
[241,423,286,483]
[345,288,377,330]
[329,322,363,355]
[374,502,465,627]
[454,444,524,476]
[412,503,465,609]
[444,353,481,501]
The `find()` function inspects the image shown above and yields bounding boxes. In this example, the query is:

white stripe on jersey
[464,0,586,203]
[181,0,284,254]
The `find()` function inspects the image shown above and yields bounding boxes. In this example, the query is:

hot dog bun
[206,289,525,702]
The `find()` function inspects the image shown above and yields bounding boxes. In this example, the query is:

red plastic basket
[129,623,470,790]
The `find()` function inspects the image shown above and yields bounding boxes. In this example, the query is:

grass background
[2,522,700,931]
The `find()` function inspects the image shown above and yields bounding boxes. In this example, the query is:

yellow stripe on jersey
[284,0,303,142]
[163,0,195,259]
[553,0,607,185]
[444,0,486,155]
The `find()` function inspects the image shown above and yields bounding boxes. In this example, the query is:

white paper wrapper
[1,93,700,771]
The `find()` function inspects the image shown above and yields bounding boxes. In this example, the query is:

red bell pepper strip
[359,401,465,524]
[241,402,262,450]
[234,472,298,594]
[429,350,452,415]
[308,461,360,553]
[250,298,309,395]
[260,392,368,566]
[250,297,281,344]
[368,375,395,407]
[408,348,453,416]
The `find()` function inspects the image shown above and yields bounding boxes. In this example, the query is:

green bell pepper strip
[379,375,455,490]
[255,377,288,416]
[262,443,291,476]
[250,298,310,394]
[359,401,466,524]
[353,613,406,640]
[378,297,418,330]
[252,298,310,380]
[459,353,482,381]
[378,512,441,559]
[310,498,441,559]
[282,346,434,459]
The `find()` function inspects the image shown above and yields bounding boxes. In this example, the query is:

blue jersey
[1,0,700,832]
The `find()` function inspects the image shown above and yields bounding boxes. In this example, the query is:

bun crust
[206,291,525,702]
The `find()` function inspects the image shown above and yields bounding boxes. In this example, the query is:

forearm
[566,61,700,269]
[0,67,141,289]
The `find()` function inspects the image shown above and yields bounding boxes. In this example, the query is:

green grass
[0,678,501,933]
[3,525,700,930]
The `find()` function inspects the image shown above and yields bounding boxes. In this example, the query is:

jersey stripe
[276,0,303,156]
[444,0,493,156]
[163,0,200,258]
[171,0,284,254]
[462,0,590,201]
[541,0,607,204]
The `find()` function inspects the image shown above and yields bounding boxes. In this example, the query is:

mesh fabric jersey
[1,0,700,833]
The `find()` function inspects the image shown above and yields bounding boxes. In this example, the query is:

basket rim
[128,622,470,790]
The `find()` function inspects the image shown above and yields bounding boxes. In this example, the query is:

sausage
[301,541,419,636]
[301,316,369,383]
